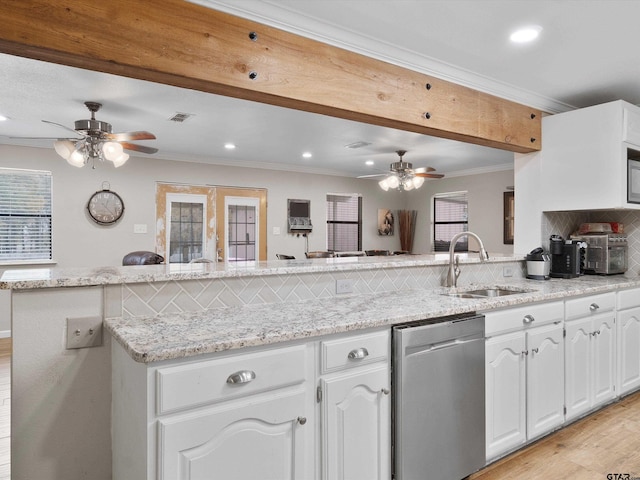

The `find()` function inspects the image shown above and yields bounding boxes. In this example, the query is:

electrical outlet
[66,316,103,349]
[336,278,354,294]
[273,227,281,235]
[503,266,514,277]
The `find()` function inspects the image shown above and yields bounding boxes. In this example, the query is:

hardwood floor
[471,390,640,479]
[0,338,9,480]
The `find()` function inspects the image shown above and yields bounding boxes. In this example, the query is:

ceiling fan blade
[41,119,84,137]
[7,135,77,141]
[357,173,387,179]
[107,131,156,141]
[413,166,436,174]
[414,172,444,178]
[120,142,158,154]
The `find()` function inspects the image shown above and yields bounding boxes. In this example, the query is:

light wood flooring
[471,390,640,479]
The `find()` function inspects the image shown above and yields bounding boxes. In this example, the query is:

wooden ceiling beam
[0,0,541,153]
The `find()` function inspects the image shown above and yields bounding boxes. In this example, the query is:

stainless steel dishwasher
[392,312,485,480]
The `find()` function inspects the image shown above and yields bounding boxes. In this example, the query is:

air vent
[344,141,372,149]
[168,112,194,123]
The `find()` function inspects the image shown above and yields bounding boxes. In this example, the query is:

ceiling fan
[358,150,444,191]
[15,101,158,168]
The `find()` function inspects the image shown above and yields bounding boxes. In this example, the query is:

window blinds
[433,191,468,252]
[0,169,52,262]
[326,194,362,252]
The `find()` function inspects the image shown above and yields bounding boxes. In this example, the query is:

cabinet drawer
[618,287,640,310]
[485,301,563,336]
[320,330,389,374]
[565,292,616,321]
[156,344,308,415]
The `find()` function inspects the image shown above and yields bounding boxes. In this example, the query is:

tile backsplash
[543,210,640,275]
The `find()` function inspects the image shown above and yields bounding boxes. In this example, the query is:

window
[166,193,207,263]
[433,191,468,252]
[0,168,52,263]
[327,193,362,252]
[225,197,259,262]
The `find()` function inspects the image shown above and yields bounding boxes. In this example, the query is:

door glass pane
[228,204,256,262]
[169,201,204,263]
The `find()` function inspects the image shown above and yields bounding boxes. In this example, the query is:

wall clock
[87,182,124,225]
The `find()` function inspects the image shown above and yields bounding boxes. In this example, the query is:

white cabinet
[617,288,640,395]
[564,293,617,421]
[318,330,390,480]
[112,328,390,480]
[539,100,640,211]
[484,301,564,461]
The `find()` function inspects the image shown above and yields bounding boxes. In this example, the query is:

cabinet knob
[226,370,256,385]
[348,347,369,360]
[589,303,600,311]
[521,350,529,356]
[381,388,390,395]
[297,416,307,425]
[523,315,535,324]
[531,348,539,354]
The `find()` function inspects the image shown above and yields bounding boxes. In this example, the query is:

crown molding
[190,0,575,115]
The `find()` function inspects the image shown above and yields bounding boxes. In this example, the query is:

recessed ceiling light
[365,160,374,166]
[302,152,312,159]
[510,25,542,43]
[0,115,8,122]
[224,143,236,150]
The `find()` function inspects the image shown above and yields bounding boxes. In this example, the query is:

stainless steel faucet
[446,231,490,287]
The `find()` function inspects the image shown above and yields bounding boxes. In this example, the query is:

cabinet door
[486,331,526,460]
[564,317,592,421]
[158,390,311,480]
[618,307,640,394]
[321,364,390,480]
[592,315,617,407]
[526,323,565,440]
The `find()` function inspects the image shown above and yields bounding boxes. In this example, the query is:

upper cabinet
[540,100,640,211]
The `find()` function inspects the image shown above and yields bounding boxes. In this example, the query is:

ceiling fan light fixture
[387,174,400,189]
[54,139,75,160]
[67,147,86,168]
[112,152,129,168]
[412,176,425,189]
[378,178,390,191]
[402,178,415,191]
[102,141,124,161]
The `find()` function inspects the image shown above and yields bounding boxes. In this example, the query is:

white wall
[408,168,515,255]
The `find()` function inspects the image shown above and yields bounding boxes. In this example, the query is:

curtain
[398,210,417,253]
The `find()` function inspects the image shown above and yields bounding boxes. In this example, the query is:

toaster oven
[571,234,628,275]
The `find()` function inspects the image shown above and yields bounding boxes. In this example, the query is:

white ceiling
[1,0,640,178]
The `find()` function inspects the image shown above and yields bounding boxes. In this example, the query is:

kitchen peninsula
[3,255,640,480]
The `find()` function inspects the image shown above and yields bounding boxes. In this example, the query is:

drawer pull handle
[381,388,390,395]
[523,315,535,324]
[226,370,256,385]
[348,347,369,360]
[297,416,307,425]
[590,303,600,311]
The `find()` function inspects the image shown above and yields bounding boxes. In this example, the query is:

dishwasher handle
[422,335,484,354]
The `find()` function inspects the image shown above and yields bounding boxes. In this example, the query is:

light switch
[134,224,148,234]
[66,316,103,349]
[273,227,281,235]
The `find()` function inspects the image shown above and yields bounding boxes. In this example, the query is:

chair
[122,251,165,265]
[334,251,365,257]
[365,249,390,256]
[276,254,295,260]
[393,250,410,255]
[305,251,334,258]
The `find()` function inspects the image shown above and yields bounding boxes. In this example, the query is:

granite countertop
[105,275,640,364]
[0,253,521,290]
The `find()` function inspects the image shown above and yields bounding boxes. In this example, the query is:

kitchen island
[2,254,640,480]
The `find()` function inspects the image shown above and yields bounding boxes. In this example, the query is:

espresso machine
[549,235,583,278]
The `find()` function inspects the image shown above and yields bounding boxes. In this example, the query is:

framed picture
[378,209,394,236]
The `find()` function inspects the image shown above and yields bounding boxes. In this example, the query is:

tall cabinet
[617,288,640,395]
[485,301,565,461]
[564,293,617,422]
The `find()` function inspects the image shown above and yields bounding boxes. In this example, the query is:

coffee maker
[549,235,582,278]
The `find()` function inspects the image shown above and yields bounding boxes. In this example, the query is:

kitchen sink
[443,287,534,299]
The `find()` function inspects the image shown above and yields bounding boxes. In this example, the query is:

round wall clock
[87,184,124,225]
